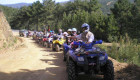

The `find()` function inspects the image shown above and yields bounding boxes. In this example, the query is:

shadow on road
[115,64,140,80]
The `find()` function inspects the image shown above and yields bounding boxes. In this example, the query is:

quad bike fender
[53,39,65,45]
[67,50,77,62]
[53,40,59,44]
[63,43,69,54]
[48,38,53,42]
[58,39,65,45]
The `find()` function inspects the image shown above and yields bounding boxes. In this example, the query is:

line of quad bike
[0,30,139,80]
[32,35,115,80]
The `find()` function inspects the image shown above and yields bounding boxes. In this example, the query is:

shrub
[108,35,118,42]
[3,42,7,48]
[101,34,140,66]
[14,37,17,43]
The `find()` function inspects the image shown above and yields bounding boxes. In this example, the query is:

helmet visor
[82,27,88,31]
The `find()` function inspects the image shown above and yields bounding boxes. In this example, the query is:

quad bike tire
[47,42,51,48]
[103,59,114,80]
[49,42,53,48]
[52,44,55,51]
[68,60,77,80]
[44,42,47,47]
[63,47,66,61]
[55,44,60,52]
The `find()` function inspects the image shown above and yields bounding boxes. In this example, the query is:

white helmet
[81,23,90,32]
[72,28,77,32]
[63,32,68,36]
[67,29,72,32]
[59,29,62,33]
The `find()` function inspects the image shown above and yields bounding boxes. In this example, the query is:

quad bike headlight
[78,57,84,61]
[96,47,101,52]
[99,56,105,60]
[80,48,84,53]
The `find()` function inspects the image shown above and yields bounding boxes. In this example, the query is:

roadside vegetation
[99,34,140,66]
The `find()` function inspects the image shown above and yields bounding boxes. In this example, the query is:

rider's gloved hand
[86,42,91,44]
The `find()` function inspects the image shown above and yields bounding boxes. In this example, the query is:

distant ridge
[2,3,32,8]
[1,0,134,9]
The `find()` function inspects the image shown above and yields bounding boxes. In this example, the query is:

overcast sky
[0,0,70,4]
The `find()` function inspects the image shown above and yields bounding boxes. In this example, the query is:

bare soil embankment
[0,11,24,53]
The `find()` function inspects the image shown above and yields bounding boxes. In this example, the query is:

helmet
[81,23,90,32]
[50,30,54,33]
[72,28,77,32]
[50,30,53,33]
[59,29,62,33]
[67,29,72,32]
[63,32,68,36]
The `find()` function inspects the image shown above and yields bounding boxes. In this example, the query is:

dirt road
[0,31,140,80]
[0,36,67,80]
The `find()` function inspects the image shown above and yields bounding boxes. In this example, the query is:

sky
[0,0,70,4]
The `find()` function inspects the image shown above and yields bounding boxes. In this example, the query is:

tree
[111,0,133,36]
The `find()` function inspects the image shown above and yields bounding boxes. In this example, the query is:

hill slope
[3,3,31,8]
[0,11,15,50]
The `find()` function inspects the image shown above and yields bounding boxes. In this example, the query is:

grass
[13,37,17,43]
[3,42,7,48]
[0,37,18,49]
[100,34,140,66]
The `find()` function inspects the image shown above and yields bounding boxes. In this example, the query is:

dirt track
[0,33,67,80]
[0,32,140,80]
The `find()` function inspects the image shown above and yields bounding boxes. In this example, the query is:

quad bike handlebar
[72,40,103,49]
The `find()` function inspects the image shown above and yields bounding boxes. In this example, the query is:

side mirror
[93,40,102,44]
[98,40,103,44]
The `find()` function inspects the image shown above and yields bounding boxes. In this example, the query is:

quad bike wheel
[44,42,47,47]
[52,44,55,51]
[68,60,77,80]
[47,42,50,48]
[63,47,66,61]
[49,42,53,48]
[55,44,60,52]
[103,59,114,80]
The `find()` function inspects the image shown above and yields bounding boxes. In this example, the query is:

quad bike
[37,35,43,44]
[42,36,48,47]
[52,36,65,52]
[64,40,114,80]
[26,32,32,38]
[32,33,37,40]
[46,37,53,48]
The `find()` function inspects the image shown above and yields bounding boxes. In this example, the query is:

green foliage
[14,37,17,43]
[111,0,134,36]
[108,35,118,42]
[3,42,7,48]
[106,34,140,66]
[0,5,18,22]
[8,0,140,42]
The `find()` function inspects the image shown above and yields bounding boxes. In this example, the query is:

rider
[57,29,63,39]
[71,28,77,36]
[71,23,94,43]
[67,29,72,36]
[47,25,51,32]
[48,30,54,38]
[63,32,68,39]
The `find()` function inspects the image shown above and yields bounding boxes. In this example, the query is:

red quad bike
[42,36,48,47]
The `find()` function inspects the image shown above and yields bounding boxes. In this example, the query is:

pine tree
[111,0,133,36]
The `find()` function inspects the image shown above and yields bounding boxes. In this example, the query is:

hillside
[3,3,32,8]
[0,11,15,50]
[98,0,134,14]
